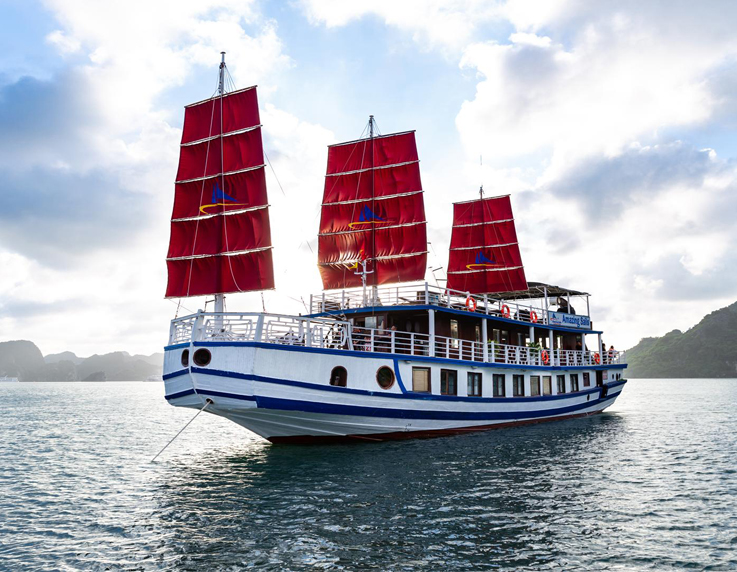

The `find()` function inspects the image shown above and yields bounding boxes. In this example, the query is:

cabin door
[595,370,604,387]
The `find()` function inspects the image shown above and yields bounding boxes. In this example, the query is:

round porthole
[376,366,395,390]
[181,349,189,367]
[193,348,212,367]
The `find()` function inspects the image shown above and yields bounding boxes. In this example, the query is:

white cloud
[299,0,505,52]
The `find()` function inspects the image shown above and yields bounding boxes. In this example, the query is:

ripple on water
[1,380,736,570]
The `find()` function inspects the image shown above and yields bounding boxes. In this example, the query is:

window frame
[493,373,506,397]
[543,376,552,395]
[376,366,395,390]
[513,374,525,397]
[530,375,541,397]
[411,366,431,393]
[330,366,347,387]
[557,374,566,394]
[583,372,591,387]
[570,373,579,392]
[440,369,458,396]
[467,371,482,397]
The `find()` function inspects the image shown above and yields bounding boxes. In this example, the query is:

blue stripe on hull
[166,368,624,422]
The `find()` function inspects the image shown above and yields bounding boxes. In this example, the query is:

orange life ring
[465,296,477,312]
[541,349,550,365]
[594,353,601,364]
[501,304,511,319]
[530,311,538,324]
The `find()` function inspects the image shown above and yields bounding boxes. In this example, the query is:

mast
[369,115,377,305]
[215,51,226,315]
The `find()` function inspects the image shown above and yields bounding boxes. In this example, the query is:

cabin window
[181,349,189,367]
[583,372,591,387]
[365,316,378,329]
[530,375,541,396]
[475,325,481,343]
[441,369,457,395]
[543,376,552,395]
[330,366,347,387]
[557,374,566,394]
[193,349,212,367]
[493,374,506,397]
[513,375,524,396]
[412,367,431,393]
[376,366,395,389]
[570,374,579,392]
[493,329,501,343]
[467,372,482,397]
[450,320,459,349]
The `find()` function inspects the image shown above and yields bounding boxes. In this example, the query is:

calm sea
[1,379,735,571]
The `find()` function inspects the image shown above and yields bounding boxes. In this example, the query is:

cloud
[299,0,505,52]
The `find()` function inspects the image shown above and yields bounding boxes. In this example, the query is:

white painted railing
[169,312,624,367]
[308,282,591,329]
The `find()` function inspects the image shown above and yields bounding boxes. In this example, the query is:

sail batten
[446,195,527,294]
[317,128,427,290]
[166,80,274,298]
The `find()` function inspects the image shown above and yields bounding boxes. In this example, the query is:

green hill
[626,301,737,378]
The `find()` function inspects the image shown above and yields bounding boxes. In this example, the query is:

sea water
[1,379,735,571]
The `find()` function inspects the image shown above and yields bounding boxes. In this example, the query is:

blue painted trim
[163,368,189,380]
[308,304,602,335]
[253,392,618,421]
[164,342,189,351]
[189,366,626,404]
[198,389,257,402]
[392,358,408,394]
[189,340,626,371]
[173,381,622,421]
[165,388,196,400]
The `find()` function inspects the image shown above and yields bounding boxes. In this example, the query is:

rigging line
[151,398,213,462]
[264,151,287,197]
[185,85,218,298]
[219,60,246,295]
[341,125,369,287]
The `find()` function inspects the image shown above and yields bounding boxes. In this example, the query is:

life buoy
[594,353,601,364]
[530,311,538,324]
[465,296,477,312]
[541,349,550,365]
[501,304,511,319]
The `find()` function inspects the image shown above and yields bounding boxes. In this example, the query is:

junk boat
[163,56,627,443]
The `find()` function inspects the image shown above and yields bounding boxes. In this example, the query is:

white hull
[164,342,626,443]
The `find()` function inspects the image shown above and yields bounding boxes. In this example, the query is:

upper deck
[309,282,593,332]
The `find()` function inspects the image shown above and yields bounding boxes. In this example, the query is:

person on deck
[556,297,576,314]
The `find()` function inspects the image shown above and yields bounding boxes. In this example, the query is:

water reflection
[154,413,627,569]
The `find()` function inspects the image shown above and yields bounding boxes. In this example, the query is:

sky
[1,0,737,356]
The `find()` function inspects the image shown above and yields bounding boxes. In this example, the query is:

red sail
[166,85,274,298]
[446,195,528,294]
[318,130,427,290]
[181,87,260,144]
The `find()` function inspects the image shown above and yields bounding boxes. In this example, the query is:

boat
[0,376,19,382]
[162,55,627,444]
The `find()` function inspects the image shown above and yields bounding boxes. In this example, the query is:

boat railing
[309,282,592,329]
[169,312,625,368]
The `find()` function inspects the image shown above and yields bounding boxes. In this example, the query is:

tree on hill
[626,301,737,378]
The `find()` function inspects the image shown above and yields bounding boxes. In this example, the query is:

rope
[151,398,213,462]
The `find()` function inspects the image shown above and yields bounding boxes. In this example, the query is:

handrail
[308,282,592,329]
[168,311,624,367]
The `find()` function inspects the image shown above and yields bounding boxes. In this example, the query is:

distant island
[0,340,163,382]
[626,301,737,378]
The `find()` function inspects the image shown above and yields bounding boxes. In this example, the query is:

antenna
[479,154,484,199]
